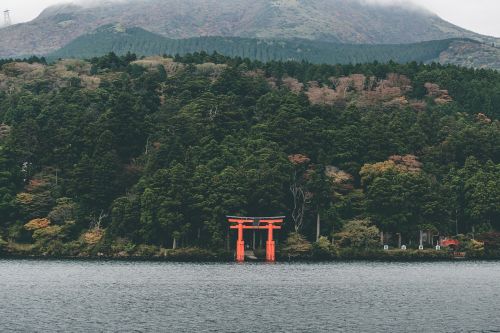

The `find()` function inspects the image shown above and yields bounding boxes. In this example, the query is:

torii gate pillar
[236,221,245,262]
[266,222,276,261]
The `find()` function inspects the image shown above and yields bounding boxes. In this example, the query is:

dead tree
[290,172,306,233]
[288,154,310,233]
[90,210,108,230]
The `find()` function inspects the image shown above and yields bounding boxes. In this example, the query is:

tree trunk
[316,211,321,242]
[398,233,402,248]
[331,224,335,245]
[253,230,256,250]
[380,231,384,245]
[172,237,177,250]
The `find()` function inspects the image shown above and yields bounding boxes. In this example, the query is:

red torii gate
[227,216,285,262]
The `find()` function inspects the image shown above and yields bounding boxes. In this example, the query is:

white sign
[435,245,441,250]
[384,245,389,250]
[419,245,424,250]
[401,245,407,250]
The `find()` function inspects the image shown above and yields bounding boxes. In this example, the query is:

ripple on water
[0,260,499,332]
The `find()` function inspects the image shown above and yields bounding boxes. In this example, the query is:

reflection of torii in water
[227,216,284,262]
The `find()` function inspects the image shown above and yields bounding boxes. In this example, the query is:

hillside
[47,25,500,70]
[437,40,500,69]
[0,54,499,256]
[48,25,462,65]
[0,0,497,58]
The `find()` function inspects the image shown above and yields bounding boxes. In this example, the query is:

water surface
[1,260,499,332]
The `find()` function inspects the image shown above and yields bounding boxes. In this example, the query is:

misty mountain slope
[437,40,500,69]
[47,25,465,66]
[0,0,494,58]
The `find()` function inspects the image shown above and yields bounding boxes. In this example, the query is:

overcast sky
[2,0,500,37]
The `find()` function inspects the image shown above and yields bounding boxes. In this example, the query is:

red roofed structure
[440,238,460,248]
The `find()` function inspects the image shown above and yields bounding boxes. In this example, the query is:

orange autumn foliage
[424,82,452,104]
[306,73,413,108]
[0,123,11,139]
[476,113,492,124]
[282,76,304,93]
[325,165,354,184]
[360,155,423,185]
[389,154,423,173]
[288,154,311,165]
[82,229,104,245]
[306,81,338,105]
[24,218,51,231]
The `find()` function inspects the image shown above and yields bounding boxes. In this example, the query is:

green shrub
[336,248,386,260]
[384,249,451,260]
[163,247,220,261]
[90,235,113,256]
[461,239,485,257]
[43,240,65,256]
[312,236,335,259]
[110,238,136,257]
[477,232,500,258]
[5,242,35,255]
[132,244,160,257]
[8,222,31,243]
[335,219,380,249]
[33,225,63,243]
[0,236,7,253]
[60,240,86,257]
[280,233,313,259]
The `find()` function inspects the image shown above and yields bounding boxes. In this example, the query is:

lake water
[1,260,499,332]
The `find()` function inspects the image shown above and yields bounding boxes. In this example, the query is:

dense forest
[0,52,499,258]
[48,25,460,66]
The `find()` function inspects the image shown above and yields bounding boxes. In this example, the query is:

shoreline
[1,252,498,263]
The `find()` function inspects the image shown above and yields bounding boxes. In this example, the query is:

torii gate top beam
[227,216,285,224]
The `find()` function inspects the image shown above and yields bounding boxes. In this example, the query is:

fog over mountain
[0,0,495,58]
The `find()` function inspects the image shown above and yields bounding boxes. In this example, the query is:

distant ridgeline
[48,25,464,65]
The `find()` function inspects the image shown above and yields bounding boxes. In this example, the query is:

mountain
[1,0,498,58]
[47,25,500,70]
